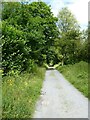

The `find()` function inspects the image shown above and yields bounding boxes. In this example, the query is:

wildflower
[0,70,3,73]
[0,69,4,75]
[24,81,28,86]
[10,83,12,86]
[29,100,32,103]
[8,79,13,86]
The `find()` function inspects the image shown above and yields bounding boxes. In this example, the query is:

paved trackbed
[33,70,88,118]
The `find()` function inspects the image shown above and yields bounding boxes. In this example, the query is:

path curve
[33,70,88,118]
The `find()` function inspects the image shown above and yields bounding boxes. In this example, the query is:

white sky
[50,0,89,30]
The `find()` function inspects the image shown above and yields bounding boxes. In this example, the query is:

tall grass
[2,67,45,118]
[57,61,88,98]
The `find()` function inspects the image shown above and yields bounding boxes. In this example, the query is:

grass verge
[2,67,45,118]
[57,61,88,98]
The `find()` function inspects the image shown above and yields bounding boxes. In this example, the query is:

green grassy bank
[2,67,45,118]
[57,61,88,98]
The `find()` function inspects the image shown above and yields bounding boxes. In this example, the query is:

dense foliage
[2,2,58,75]
[2,2,88,74]
[56,7,88,65]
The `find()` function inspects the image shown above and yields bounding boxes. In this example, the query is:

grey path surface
[33,70,88,118]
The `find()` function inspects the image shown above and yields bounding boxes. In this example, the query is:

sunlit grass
[57,61,88,98]
[2,67,45,118]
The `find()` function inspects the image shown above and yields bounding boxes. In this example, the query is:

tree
[26,2,58,64]
[2,1,59,74]
[57,7,81,65]
[88,21,90,62]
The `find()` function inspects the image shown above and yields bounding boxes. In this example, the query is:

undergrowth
[2,67,45,118]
